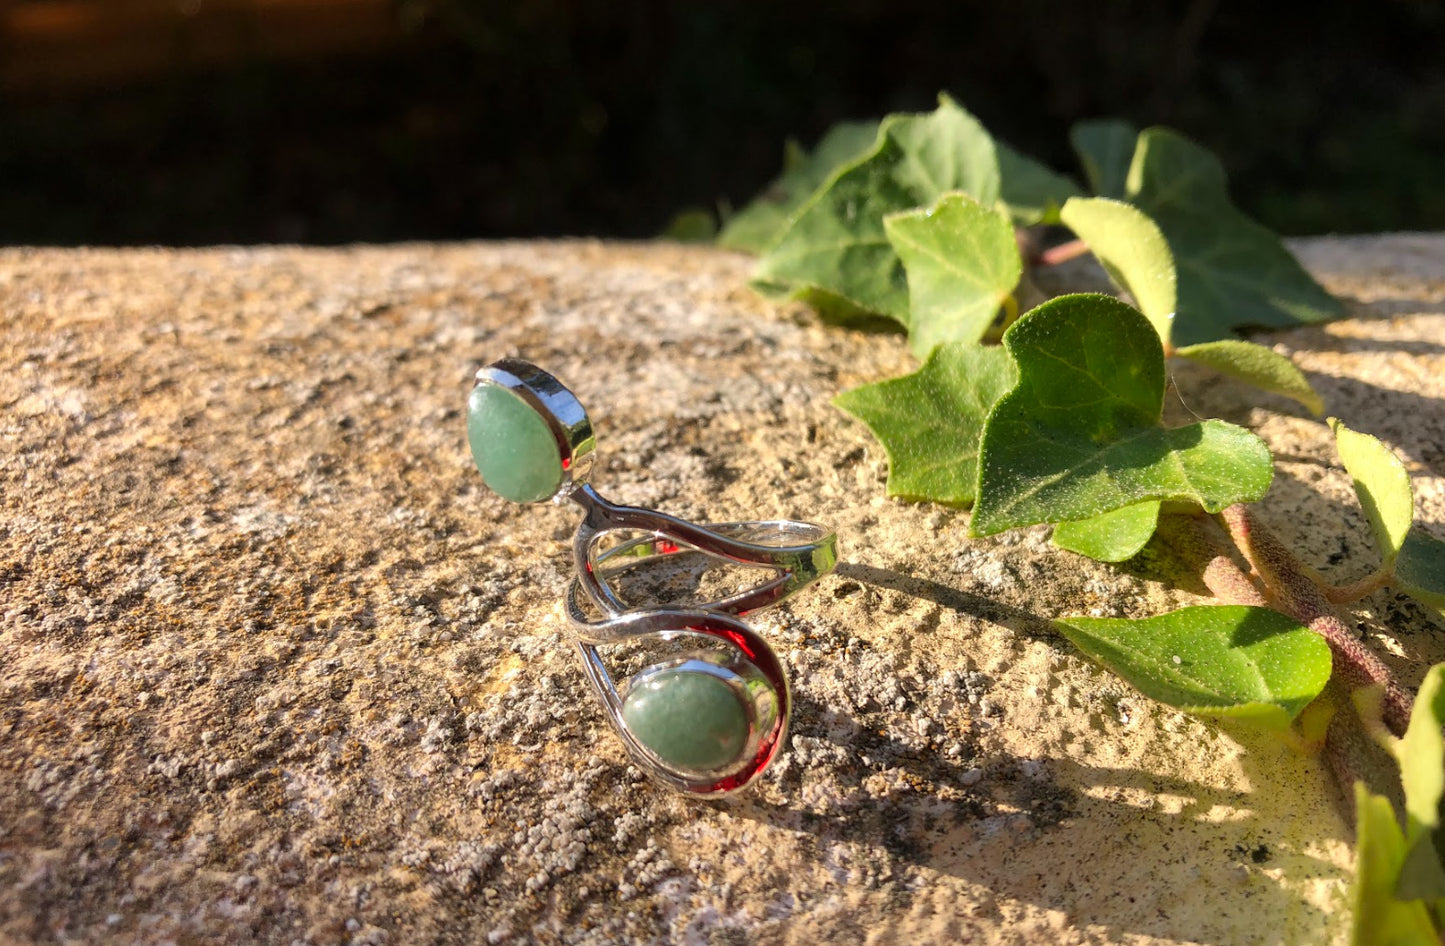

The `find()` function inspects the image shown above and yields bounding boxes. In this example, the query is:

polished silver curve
[468,358,837,795]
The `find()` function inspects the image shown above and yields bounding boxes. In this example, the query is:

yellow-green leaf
[1176,340,1324,415]
[883,193,1022,356]
[1059,196,1176,342]
[1353,784,1441,946]
[1331,418,1415,566]
[1385,664,1445,900]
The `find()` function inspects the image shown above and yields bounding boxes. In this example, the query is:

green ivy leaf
[755,96,1001,320]
[718,120,881,253]
[997,142,1082,226]
[1353,784,1442,946]
[1388,664,1445,901]
[969,294,1274,536]
[660,208,718,243]
[1060,197,1327,414]
[1396,529,1445,621]
[1058,196,1176,341]
[1055,605,1331,728]
[1396,664,1445,839]
[1126,128,1346,346]
[1070,119,1138,201]
[1330,418,1415,566]
[882,193,1022,356]
[834,343,1016,505]
[1176,340,1324,415]
[1052,501,1162,563]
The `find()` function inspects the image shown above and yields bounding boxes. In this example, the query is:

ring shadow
[716,560,1351,945]
[832,561,1060,643]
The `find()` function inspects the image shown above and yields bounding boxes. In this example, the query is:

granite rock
[1,236,1443,945]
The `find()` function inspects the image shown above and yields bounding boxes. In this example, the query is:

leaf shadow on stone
[1109,514,1233,599]
[1236,467,1445,638]
[1310,379,1445,479]
[719,564,1345,944]
[797,288,909,334]
[730,758,1343,945]
[833,561,1060,643]
[1166,355,1445,481]
[1287,297,1445,355]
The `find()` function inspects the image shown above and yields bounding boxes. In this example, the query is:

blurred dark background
[2,0,1443,246]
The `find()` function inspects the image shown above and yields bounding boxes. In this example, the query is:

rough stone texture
[1,235,1442,945]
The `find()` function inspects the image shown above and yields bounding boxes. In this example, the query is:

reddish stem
[1324,568,1394,605]
[1157,513,1268,606]
[1218,505,1412,738]
[1036,238,1091,267]
[1321,681,1376,830]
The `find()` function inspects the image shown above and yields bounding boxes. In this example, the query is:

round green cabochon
[621,670,750,772]
[467,382,564,504]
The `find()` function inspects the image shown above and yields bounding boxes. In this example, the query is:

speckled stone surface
[1,236,1442,945]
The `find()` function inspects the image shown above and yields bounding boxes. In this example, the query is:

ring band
[574,512,838,618]
[467,359,838,794]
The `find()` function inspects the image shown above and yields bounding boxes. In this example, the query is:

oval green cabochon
[467,382,564,504]
[622,670,750,772]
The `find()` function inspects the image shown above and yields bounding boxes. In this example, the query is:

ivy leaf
[997,142,1082,226]
[1330,418,1415,566]
[1126,128,1346,346]
[1396,529,1445,621]
[1058,196,1176,341]
[1388,664,1445,900]
[1059,197,1326,414]
[834,343,1016,505]
[1055,605,1331,728]
[1353,785,1443,946]
[660,208,718,243]
[1176,340,1324,415]
[969,294,1274,536]
[1393,664,1445,835]
[718,120,881,253]
[1070,119,1138,200]
[755,96,1001,321]
[1052,501,1162,562]
[883,193,1022,356]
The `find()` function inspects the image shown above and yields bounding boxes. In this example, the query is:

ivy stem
[1217,504,1412,738]
[1164,514,1364,813]
[1323,567,1395,605]
[1157,512,1268,606]
[1036,238,1091,267]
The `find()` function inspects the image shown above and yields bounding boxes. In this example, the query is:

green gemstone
[622,670,750,772]
[467,382,564,504]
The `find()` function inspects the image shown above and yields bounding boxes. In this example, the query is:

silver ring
[467,359,838,794]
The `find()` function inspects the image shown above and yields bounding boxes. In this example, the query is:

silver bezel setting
[473,358,596,504]
[467,358,837,795]
[619,652,782,782]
